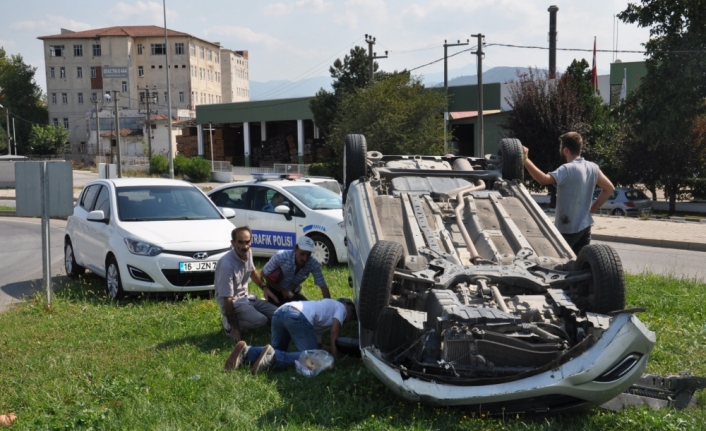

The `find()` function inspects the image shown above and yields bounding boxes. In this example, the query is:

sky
[0,0,651,99]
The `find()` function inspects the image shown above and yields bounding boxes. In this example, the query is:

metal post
[5,109,10,155]
[92,97,101,159]
[141,88,153,159]
[471,33,485,158]
[41,162,52,306]
[163,0,175,179]
[443,39,469,154]
[12,117,17,156]
[207,121,214,171]
[112,90,122,178]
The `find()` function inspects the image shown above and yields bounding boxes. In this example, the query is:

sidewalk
[591,215,706,252]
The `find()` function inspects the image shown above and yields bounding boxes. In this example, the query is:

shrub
[185,157,212,182]
[149,155,169,175]
[307,163,331,177]
[174,154,189,176]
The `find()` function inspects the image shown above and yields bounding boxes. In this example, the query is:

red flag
[591,36,598,91]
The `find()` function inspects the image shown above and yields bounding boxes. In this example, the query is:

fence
[231,164,309,178]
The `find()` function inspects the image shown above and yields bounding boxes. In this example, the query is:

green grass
[1,263,705,430]
[0,205,15,211]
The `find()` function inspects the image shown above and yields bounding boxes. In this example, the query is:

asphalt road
[0,217,67,312]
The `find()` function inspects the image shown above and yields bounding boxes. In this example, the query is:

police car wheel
[310,234,337,265]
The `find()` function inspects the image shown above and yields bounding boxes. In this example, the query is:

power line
[408,47,475,72]
[486,43,646,53]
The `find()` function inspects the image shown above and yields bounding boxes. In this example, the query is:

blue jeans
[246,304,319,370]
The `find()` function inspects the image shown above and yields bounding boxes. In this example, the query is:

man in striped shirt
[261,236,330,304]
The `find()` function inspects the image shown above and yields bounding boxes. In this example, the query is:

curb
[592,234,706,252]
[0,211,17,217]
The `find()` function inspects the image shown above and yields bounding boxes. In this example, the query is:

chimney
[548,5,559,79]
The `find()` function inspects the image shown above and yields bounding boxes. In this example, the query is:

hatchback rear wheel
[64,239,85,278]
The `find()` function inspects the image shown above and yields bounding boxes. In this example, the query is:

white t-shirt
[290,299,347,336]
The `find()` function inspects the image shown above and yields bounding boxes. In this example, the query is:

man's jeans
[561,225,592,256]
[247,304,318,370]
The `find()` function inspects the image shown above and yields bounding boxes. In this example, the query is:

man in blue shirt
[261,236,330,304]
[261,192,285,212]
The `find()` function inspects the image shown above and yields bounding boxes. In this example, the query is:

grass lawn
[0,205,15,211]
[1,262,705,430]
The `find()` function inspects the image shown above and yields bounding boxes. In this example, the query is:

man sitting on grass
[224,298,357,374]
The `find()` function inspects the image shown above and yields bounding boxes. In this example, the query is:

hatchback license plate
[180,261,217,273]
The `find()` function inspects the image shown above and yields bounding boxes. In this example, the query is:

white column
[314,125,320,139]
[243,121,250,167]
[197,124,204,155]
[260,121,266,141]
[297,119,304,164]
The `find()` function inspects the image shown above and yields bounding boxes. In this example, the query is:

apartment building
[38,25,242,154]
[221,49,250,103]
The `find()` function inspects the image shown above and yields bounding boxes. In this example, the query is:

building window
[152,92,158,103]
[199,46,204,58]
[190,41,195,56]
[78,93,84,104]
[77,67,82,78]
[51,93,57,104]
[121,81,127,93]
[73,45,83,56]
[60,67,65,78]
[151,44,166,55]
[164,92,168,103]
[62,93,68,104]
[49,67,55,78]
[179,91,184,103]
[91,92,97,102]
[137,43,143,55]
[52,118,58,126]
[50,45,65,57]
[138,66,144,77]
[207,49,212,61]
[63,118,69,129]
[92,44,101,56]
[215,52,219,63]
[175,42,184,55]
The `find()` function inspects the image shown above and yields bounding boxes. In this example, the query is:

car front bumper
[361,313,655,411]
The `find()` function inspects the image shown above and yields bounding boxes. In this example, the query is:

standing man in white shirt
[522,132,615,255]
[215,226,278,342]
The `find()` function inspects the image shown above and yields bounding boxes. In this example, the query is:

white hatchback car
[64,178,236,299]
[207,174,347,265]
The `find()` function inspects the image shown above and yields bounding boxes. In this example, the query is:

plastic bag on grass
[294,350,334,377]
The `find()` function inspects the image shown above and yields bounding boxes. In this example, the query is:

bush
[307,161,342,182]
[149,155,169,175]
[174,154,189,176]
[185,157,212,182]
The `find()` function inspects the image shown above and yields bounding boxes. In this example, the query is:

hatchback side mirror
[87,210,108,223]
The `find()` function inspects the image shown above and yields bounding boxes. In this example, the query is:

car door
[72,184,101,266]
[210,186,249,229]
[247,186,297,257]
[82,184,114,273]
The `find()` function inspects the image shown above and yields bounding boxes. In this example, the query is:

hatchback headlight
[124,238,163,256]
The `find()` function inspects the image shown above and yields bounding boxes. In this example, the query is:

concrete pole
[12,118,17,156]
[472,33,485,158]
[548,6,559,79]
[92,97,101,159]
[112,90,122,178]
[163,0,174,179]
[197,124,204,155]
[243,121,251,167]
[5,108,10,154]
[297,119,304,165]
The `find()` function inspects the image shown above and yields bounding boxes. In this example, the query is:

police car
[207,173,347,265]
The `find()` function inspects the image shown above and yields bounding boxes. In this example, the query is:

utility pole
[91,96,101,159]
[444,39,469,154]
[205,121,215,171]
[471,33,485,158]
[139,87,155,159]
[110,90,123,178]
[364,34,388,83]
[163,0,175,179]
[12,118,16,156]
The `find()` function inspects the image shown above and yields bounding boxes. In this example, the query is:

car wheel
[343,134,367,202]
[498,138,524,181]
[359,240,404,331]
[611,208,626,216]
[575,244,625,314]
[64,239,85,278]
[309,234,337,265]
[105,255,126,300]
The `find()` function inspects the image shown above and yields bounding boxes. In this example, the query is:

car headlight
[124,238,163,256]
[338,221,345,230]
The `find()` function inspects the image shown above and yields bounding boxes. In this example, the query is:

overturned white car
[343,134,657,413]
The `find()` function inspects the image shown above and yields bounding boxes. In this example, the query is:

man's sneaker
[251,344,276,375]
[225,341,248,371]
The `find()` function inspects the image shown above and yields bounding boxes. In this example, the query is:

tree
[329,73,446,161]
[0,125,7,155]
[0,48,48,155]
[28,124,69,155]
[618,0,706,214]
[500,67,590,194]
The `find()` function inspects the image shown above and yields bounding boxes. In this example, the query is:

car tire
[611,208,626,217]
[359,240,404,331]
[575,244,625,314]
[309,234,337,265]
[498,138,524,182]
[105,255,126,300]
[64,238,85,278]
[343,134,367,202]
